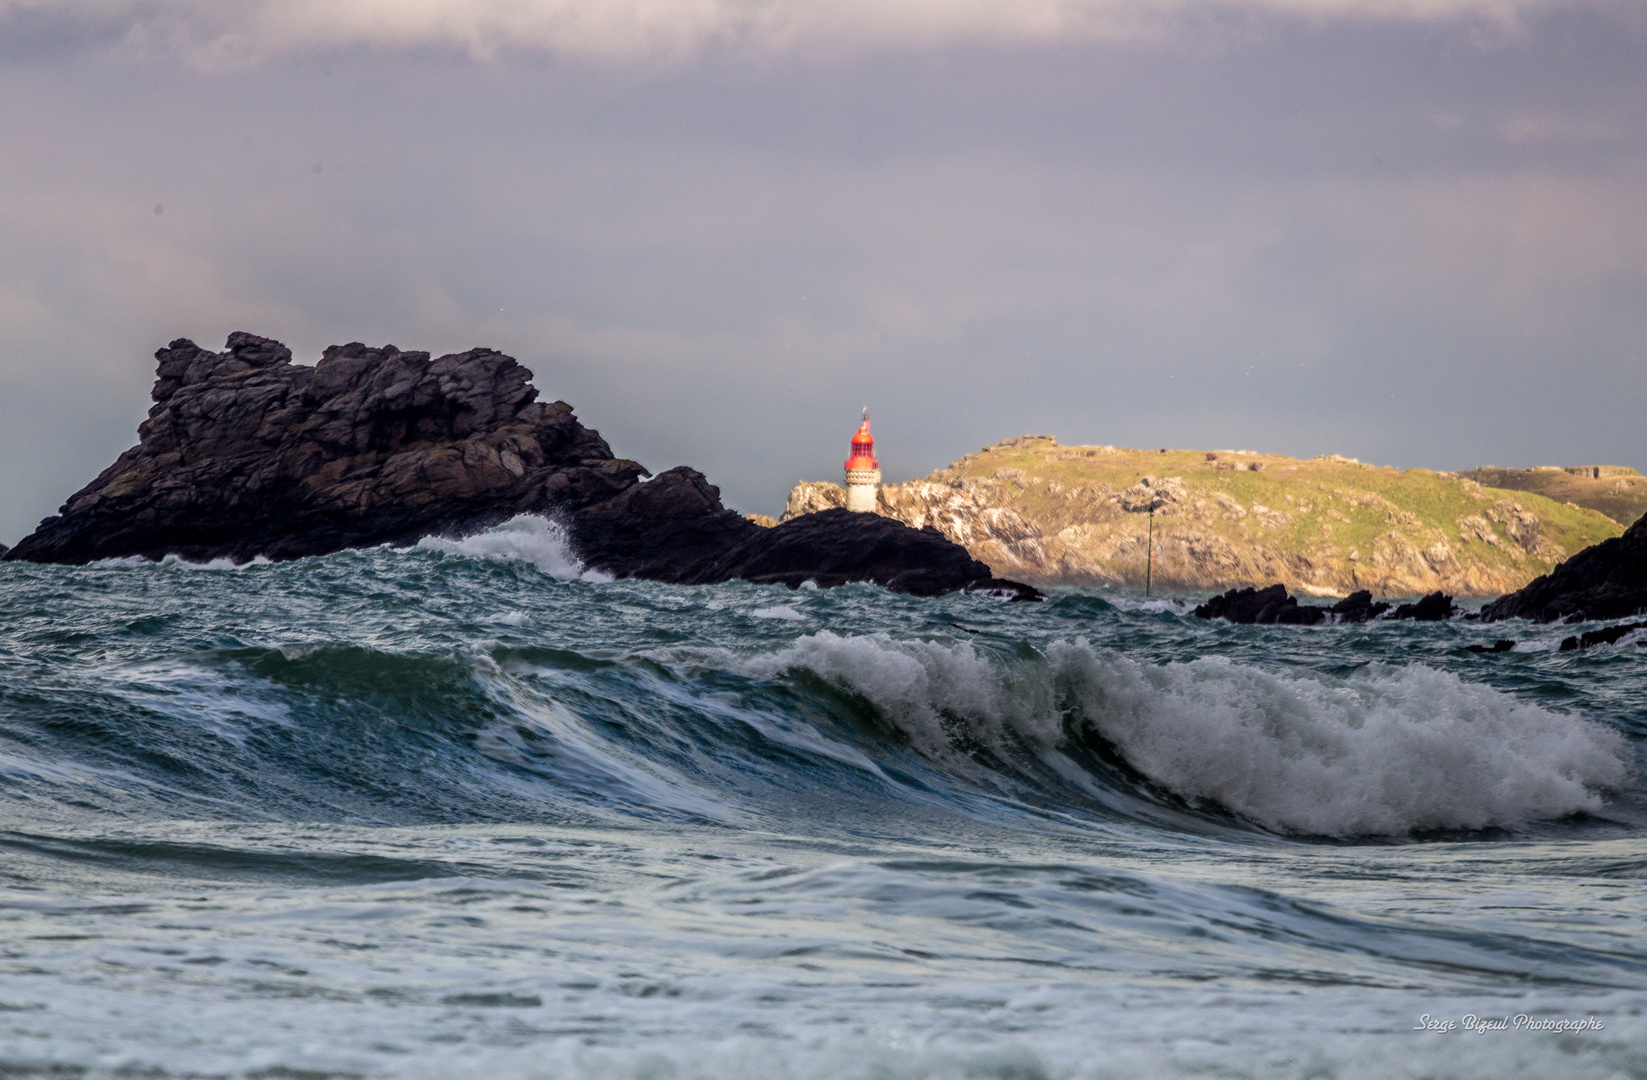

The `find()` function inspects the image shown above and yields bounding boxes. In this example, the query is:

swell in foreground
[1,523,1644,1079]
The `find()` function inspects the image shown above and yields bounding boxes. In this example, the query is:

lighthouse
[843,409,881,513]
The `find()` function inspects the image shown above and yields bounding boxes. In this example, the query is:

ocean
[2,514,1644,1079]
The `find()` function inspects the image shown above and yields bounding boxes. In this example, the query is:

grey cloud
[0,10,1642,544]
[0,0,1620,66]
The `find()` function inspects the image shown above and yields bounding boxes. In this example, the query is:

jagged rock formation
[3,334,1035,599]
[0,542,8,558]
[1479,511,1647,623]
[785,436,1622,597]
[1190,585,1453,625]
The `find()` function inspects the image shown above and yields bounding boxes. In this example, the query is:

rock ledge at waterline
[3,333,1038,600]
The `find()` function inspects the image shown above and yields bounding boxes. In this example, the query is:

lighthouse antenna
[862,406,869,420]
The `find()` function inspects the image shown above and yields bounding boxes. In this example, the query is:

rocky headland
[1479,510,1647,623]
[785,436,1623,598]
[3,334,1036,599]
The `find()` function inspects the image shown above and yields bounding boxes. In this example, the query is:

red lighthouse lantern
[843,409,881,512]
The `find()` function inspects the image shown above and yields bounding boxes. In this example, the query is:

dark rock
[1391,591,1455,621]
[1327,590,1391,623]
[6,334,642,566]
[1558,622,1647,652]
[0,542,7,558]
[1192,584,1324,625]
[1464,640,1517,654]
[679,508,1039,598]
[1480,512,1647,623]
[2,333,1033,600]
[1194,584,1448,625]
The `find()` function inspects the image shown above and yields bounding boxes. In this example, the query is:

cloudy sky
[1,0,1642,543]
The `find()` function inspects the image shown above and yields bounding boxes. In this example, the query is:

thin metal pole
[1146,505,1154,596]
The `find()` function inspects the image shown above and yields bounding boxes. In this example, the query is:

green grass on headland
[1460,466,1646,528]
[869,438,1625,596]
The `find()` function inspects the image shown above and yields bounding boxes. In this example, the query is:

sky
[1,0,1643,543]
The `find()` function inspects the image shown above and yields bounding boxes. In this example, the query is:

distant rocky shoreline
[1,334,1038,600]
[1190,511,1646,646]
[785,436,1625,598]
[7,333,1640,624]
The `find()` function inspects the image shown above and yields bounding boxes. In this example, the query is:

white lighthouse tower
[843,409,881,513]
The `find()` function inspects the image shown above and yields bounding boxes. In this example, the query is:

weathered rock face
[1479,512,1647,623]
[3,334,1035,599]
[5,333,682,567]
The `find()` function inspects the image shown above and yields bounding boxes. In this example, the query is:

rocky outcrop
[1463,622,1647,654]
[3,334,1035,599]
[1559,623,1646,651]
[782,437,1621,597]
[1479,512,1647,623]
[1192,585,1451,625]
[1391,591,1456,621]
[680,508,1039,599]
[0,542,7,558]
[1192,584,1329,625]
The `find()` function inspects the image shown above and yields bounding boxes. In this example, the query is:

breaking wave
[415,514,612,581]
[739,632,1633,837]
[1,549,1638,842]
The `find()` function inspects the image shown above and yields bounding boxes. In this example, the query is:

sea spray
[416,514,612,581]
[1051,646,1631,835]
[733,630,1631,837]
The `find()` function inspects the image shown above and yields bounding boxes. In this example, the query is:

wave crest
[745,632,1631,837]
[416,515,612,581]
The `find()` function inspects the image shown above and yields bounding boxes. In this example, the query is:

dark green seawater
[1,516,1644,1078]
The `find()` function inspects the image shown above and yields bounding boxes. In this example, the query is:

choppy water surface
[2,517,1645,1078]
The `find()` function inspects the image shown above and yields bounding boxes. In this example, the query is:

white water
[1057,646,1632,836]
[743,631,1632,837]
[416,514,612,581]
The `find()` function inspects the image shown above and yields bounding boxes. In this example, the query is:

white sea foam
[1053,646,1631,836]
[1511,638,1565,653]
[744,632,1631,836]
[1104,596,1194,615]
[87,553,274,570]
[750,606,805,621]
[416,515,612,582]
